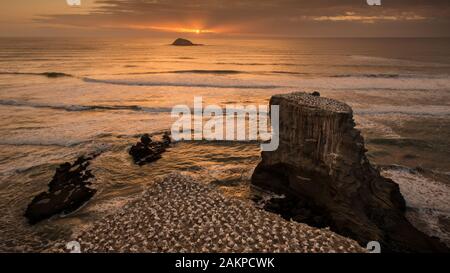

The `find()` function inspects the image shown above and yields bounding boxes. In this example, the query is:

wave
[0,139,91,147]
[0,99,173,113]
[331,73,401,79]
[380,166,450,245]
[380,164,450,179]
[82,77,281,89]
[215,62,318,67]
[118,69,246,76]
[172,69,243,75]
[116,70,314,77]
[216,61,450,69]
[330,73,447,79]
[83,74,449,91]
[367,138,432,149]
[0,71,72,78]
[216,62,275,66]
[3,70,448,91]
[350,55,408,63]
[0,99,271,115]
[355,106,450,117]
[125,70,440,79]
[270,71,311,75]
[349,55,450,67]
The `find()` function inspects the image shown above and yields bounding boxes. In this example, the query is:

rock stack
[251,92,448,252]
[25,154,98,224]
[129,133,171,166]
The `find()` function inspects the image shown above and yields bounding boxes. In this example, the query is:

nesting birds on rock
[51,173,364,253]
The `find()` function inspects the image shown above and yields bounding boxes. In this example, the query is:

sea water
[0,37,449,251]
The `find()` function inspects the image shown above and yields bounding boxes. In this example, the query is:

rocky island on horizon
[171,38,203,46]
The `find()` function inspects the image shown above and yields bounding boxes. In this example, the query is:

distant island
[171,38,203,46]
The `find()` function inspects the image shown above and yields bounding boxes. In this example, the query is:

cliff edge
[251,92,448,252]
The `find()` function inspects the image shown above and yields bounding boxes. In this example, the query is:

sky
[0,0,449,37]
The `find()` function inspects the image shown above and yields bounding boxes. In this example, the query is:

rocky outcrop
[251,92,448,252]
[129,133,171,166]
[172,38,200,46]
[25,154,99,224]
[50,173,364,253]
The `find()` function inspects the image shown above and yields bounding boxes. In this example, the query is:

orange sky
[1,0,449,37]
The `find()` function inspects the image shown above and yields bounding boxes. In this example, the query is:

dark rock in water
[42,72,70,78]
[311,91,320,97]
[25,154,99,224]
[129,133,171,166]
[140,133,152,146]
[251,92,448,252]
[162,132,171,146]
[172,38,201,46]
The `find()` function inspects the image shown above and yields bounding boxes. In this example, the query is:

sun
[195,29,201,34]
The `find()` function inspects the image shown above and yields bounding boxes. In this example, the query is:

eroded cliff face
[252,92,448,252]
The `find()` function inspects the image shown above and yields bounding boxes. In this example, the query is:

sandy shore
[49,173,364,253]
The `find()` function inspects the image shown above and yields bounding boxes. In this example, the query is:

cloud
[310,13,427,24]
[20,0,450,37]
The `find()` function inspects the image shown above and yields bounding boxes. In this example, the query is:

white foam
[355,105,450,117]
[82,73,450,91]
[354,115,401,138]
[381,169,450,245]
[350,55,450,68]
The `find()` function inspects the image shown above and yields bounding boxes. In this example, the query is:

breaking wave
[118,70,246,76]
[0,138,92,147]
[0,71,72,78]
[381,165,450,246]
[354,105,450,117]
[331,73,401,79]
[0,99,173,113]
[82,77,281,89]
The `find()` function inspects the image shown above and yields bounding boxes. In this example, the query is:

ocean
[0,37,449,251]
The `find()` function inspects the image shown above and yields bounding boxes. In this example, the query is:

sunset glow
[127,25,215,34]
[1,0,449,37]
[0,0,449,257]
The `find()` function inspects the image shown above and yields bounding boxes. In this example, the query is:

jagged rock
[25,154,99,224]
[162,132,171,146]
[251,92,448,252]
[129,133,171,166]
[172,38,198,46]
